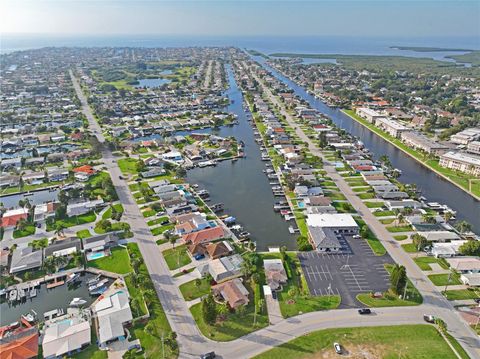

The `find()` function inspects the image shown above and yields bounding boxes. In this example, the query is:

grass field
[102,203,124,219]
[162,245,192,270]
[76,229,92,239]
[13,225,36,238]
[414,256,449,271]
[253,325,463,359]
[401,243,418,253]
[88,247,132,274]
[443,289,480,300]
[428,272,461,286]
[179,277,211,301]
[117,158,139,175]
[46,211,97,231]
[189,286,269,341]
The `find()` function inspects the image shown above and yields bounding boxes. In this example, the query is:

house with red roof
[182,226,225,245]
[73,165,96,182]
[0,326,38,359]
[0,208,28,228]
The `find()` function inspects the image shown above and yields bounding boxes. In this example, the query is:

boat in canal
[211,203,224,212]
[86,274,102,286]
[8,289,17,302]
[66,273,80,285]
[90,286,107,296]
[69,297,87,307]
[88,278,108,292]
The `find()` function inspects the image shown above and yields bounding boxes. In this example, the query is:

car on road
[423,314,436,323]
[358,308,371,315]
[200,352,216,359]
[334,342,342,354]
[119,175,124,180]
[135,177,142,182]
[474,298,480,304]
[272,291,277,300]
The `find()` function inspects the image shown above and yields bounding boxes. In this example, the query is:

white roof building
[306,213,358,228]
[42,317,91,358]
[209,254,244,283]
[92,290,133,346]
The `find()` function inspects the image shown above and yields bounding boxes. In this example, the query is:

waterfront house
[0,326,38,359]
[42,317,91,358]
[47,167,69,182]
[212,278,249,309]
[34,202,59,222]
[208,254,244,283]
[264,258,288,291]
[175,213,213,235]
[1,207,29,228]
[0,174,20,188]
[92,289,133,347]
[9,245,43,274]
[66,199,104,217]
[182,226,225,246]
[82,233,119,256]
[44,237,82,259]
[141,167,166,178]
[431,240,468,258]
[206,241,233,260]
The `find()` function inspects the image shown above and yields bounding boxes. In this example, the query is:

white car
[334,342,342,354]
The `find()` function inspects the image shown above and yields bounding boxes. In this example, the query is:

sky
[1,0,479,38]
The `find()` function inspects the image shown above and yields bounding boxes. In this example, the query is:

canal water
[254,56,480,234]
[0,188,60,209]
[1,273,103,325]
[187,64,296,250]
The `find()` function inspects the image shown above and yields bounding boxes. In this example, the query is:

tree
[236,304,246,317]
[454,220,472,233]
[390,264,407,296]
[169,236,176,249]
[201,294,217,325]
[54,223,67,237]
[217,302,229,317]
[458,240,480,256]
[16,218,28,232]
[411,233,428,251]
[435,318,447,334]
[288,287,297,298]
[443,211,453,223]
[422,213,436,224]
[396,213,405,227]
[175,167,187,178]
[135,160,146,173]
[55,205,67,220]
[194,278,202,288]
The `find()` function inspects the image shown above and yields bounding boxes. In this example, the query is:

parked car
[161,220,170,225]
[272,291,277,300]
[200,352,216,359]
[474,298,480,304]
[423,314,436,323]
[156,211,166,216]
[334,342,342,354]
[353,234,361,239]
[119,175,124,180]
[194,254,205,260]
[358,308,371,315]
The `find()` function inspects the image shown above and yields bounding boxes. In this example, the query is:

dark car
[135,177,142,182]
[474,298,480,304]
[358,308,371,315]
[272,291,277,300]
[119,175,124,180]
[194,253,205,260]
[200,352,216,359]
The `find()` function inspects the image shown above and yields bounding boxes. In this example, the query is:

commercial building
[306,213,359,252]
[374,117,411,138]
[356,107,385,123]
[439,151,480,176]
[401,132,449,155]
[450,128,480,145]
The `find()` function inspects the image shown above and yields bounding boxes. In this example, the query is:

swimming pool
[298,201,306,209]
[87,252,106,261]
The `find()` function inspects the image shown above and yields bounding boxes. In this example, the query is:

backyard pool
[87,251,106,261]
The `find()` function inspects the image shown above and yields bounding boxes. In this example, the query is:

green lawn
[393,235,408,241]
[93,221,130,234]
[386,224,413,233]
[443,289,480,300]
[127,243,178,358]
[142,209,157,218]
[190,289,269,341]
[13,225,36,238]
[414,257,449,271]
[179,277,211,301]
[151,224,174,236]
[88,247,132,274]
[46,211,97,231]
[117,158,139,175]
[76,229,92,239]
[357,264,422,307]
[102,203,124,219]
[401,243,418,253]
[162,245,192,270]
[364,201,385,208]
[147,216,169,226]
[373,210,395,217]
[428,273,461,286]
[253,325,462,359]
[380,218,395,224]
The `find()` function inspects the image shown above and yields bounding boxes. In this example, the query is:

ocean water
[1,34,479,59]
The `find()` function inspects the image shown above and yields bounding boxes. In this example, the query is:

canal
[253,56,480,234]
[1,273,105,325]
[187,64,296,250]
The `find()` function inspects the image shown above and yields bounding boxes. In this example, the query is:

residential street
[71,68,480,359]
[252,67,480,359]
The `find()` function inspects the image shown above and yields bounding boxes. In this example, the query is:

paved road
[250,64,480,359]
[71,68,479,359]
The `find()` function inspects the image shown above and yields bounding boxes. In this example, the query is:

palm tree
[455,220,472,233]
[54,223,66,237]
[217,302,229,317]
[396,213,405,227]
[443,211,453,223]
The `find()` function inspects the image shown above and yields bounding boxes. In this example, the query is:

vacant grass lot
[102,203,124,219]
[428,273,461,286]
[253,325,463,359]
[179,277,211,301]
[117,158,139,175]
[76,229,92,239]
[414,257,449,271]
[13,225,36,238]
[163,245,192,270]
[46,211,97,231]
[443,289,480,300]
[88,247,132,274]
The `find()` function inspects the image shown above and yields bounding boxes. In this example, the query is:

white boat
[87,274,102,286]
[69,297,87,307]
[21,313,35,323]
[89,278,108,292]
[66,273,80,284]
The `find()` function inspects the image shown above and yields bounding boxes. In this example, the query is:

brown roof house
[206,241,233,260]
[264,259,288,290]
[212,278,249,309]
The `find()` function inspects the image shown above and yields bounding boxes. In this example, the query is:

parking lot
[298,234,393,308]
